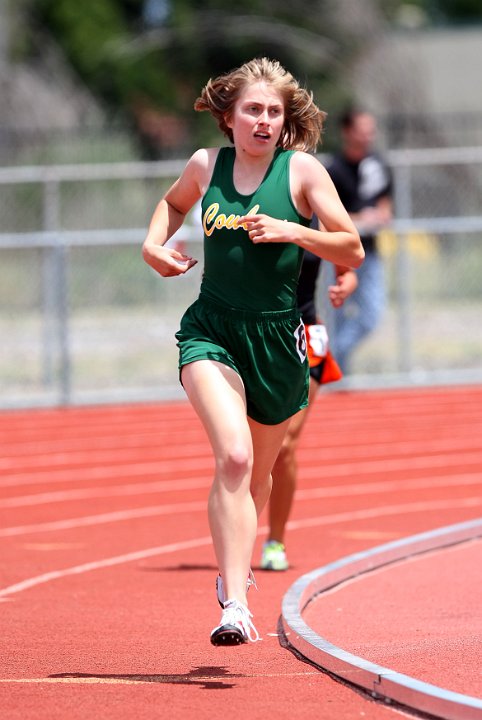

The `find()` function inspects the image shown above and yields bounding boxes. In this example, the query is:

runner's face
[226,81,285,154]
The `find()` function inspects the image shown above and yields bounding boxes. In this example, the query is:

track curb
[281,517,482,720]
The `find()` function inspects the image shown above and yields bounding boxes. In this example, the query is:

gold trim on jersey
[203,203,260,237]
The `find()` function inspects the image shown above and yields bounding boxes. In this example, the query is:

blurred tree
[12,0,482,157]
[378,0,482,25]
[36,0,482,156]
[30,0,373,155]
[438,0,482,22]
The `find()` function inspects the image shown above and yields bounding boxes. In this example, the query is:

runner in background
[261,227,358,571]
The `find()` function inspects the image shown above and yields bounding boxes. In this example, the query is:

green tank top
[200,146,311,312]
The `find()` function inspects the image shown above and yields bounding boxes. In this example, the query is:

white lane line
[0,444,211,470]
[2,430,480,469]
[285,496,482,533]
[1,496,481,599]
[0,458,214,487]
[0,535,213,599]
[0,501,206,537]
[298,450,482,479]
[0,477,210,508]
[296,472,482,500]
[2,470,481,509]
[3,449,482,488]
[2,475,481,537]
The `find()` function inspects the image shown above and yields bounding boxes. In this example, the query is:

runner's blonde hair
[194,57,326,152]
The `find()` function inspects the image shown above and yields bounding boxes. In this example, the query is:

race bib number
[293,322,307,363]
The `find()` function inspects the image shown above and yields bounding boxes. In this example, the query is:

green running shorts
[175,296,309,425]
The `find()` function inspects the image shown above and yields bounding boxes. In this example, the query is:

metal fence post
[42,178,71,404]
[393,163,413,374]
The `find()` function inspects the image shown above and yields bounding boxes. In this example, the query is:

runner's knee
[216,444,253,486]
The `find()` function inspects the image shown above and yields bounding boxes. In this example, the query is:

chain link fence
[1,148,482,408]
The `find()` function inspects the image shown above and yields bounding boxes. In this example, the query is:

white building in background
[351,27,482,145]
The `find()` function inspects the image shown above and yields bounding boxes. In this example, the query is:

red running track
[1,386,482,720]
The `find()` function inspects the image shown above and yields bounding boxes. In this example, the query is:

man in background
[327,109,393,374]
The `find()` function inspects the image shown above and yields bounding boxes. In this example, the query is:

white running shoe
[210,599,260,646]
[216,569,257,607]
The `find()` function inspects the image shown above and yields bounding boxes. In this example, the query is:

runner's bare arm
[142,149,215,277]
[239,153,364,269]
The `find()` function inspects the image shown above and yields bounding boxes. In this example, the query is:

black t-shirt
[296,214,321,325]
[327,152,392,254]
[296,215,321,325]
[297,250,321,325]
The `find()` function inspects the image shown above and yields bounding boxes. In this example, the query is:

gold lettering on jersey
[203,203,260,237]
